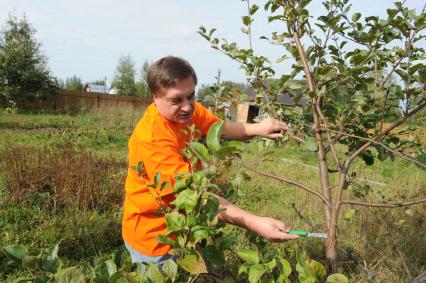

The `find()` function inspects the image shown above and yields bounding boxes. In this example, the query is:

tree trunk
[326,207,339,274]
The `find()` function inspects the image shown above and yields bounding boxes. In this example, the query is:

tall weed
[0,144,125,212]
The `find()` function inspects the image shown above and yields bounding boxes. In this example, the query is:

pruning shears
[289,229,327,238]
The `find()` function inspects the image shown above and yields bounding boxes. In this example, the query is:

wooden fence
[15,90,152,111]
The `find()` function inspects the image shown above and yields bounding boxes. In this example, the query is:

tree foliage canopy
[112,55,137,96]
[135,60,150,98]
[64,75,83,91]
[0,14,56,105]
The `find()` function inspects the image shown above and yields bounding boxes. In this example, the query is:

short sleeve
[193,102,222,136]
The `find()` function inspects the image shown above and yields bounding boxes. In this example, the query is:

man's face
[153,77,196,124]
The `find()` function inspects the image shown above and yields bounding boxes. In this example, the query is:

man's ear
[152,93,159,104]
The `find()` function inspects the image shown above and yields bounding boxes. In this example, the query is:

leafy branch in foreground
[157,121,348,282]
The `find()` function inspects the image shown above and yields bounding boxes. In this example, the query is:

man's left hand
[257,116,288,139]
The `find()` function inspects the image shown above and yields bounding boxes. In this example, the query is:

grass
[0,107,425,282]
[232,139,426,281]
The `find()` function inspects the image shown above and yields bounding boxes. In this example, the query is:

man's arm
[222,117,288,140]
[214,194,299,242]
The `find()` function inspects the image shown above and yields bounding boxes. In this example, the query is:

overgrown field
[0,107,425,282]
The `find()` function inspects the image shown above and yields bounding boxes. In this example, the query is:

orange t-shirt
[122,102,221,256]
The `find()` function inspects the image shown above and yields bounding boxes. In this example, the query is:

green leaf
[186,215,198,227]
[249,4,259,15]
[238,263,252,276]
[343,209,355,221]
[48,243,60,259]
[277,257,292,277]
[41,255,62,273]
[361,151,374,166]
[165,211,185,234]
[228,140,245,151]
[177,253,207,274]
[162,259,178,281]
[207,121,225,153]
[327,273,349,283]
[415,153,426,169]
[218,232,238,250]
[190,142,210,163]
[309,260,326,280]
[202,245,224,267]
[95,259,117,281]
[352,13,361,22]
[242,16,251,26]
[264,258,276,270]
[160,181,170,191]
[248,264,268,283]
[22,256,39,269]
[192,171,206,187]
[173,179,187,193]
[41,243,62,273]
[276,55,289,63]
[215,146,239,158]
[285,81,304,90]
[55,266,86,283]
[296,253,317,282]
[191,226,214,242]
[145,263,165,283]
[137,161,144,174]
[174,189,199,214]
[157,235,176,247]
[304,137,318,152]
[237,249,260,264]
[179,128,190,136]
[202,194,220,221]
[3,245,28,264]
[154,172,161,187]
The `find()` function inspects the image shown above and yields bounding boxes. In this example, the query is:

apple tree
[199,0,426,272]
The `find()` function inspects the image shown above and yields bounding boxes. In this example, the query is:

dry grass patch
[0,144,126,212]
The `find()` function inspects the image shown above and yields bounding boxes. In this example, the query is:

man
[122,56,298,265]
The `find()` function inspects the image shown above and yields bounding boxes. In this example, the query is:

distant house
[83,84,109,94]
[237,82,309,123]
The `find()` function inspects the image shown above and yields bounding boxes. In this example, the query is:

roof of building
[243,80,309,106]
[84,84,108,94]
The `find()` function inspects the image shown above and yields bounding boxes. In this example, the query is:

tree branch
[288,131,305,144]
[378,89,391,141]
[340,198,426,208]
[316,104,342,172]
[324,124,345,152]
[321,127,426,169]
[237,158,330,207]
[292,24,315,94]
[346,99,426,166]
[292,20,333,221]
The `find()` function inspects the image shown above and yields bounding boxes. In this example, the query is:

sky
[1,0,424,90]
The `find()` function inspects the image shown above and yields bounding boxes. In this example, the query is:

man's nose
[181,101,193,112]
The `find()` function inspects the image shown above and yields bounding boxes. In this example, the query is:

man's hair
[147,56,197,95]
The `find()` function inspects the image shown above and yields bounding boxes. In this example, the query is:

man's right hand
[250,216,299,242]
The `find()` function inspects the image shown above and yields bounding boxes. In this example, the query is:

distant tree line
[57,57,151,98]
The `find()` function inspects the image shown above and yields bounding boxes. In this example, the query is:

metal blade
[307,232,327,238]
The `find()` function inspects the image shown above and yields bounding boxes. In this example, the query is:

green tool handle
[288,230,308,237]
